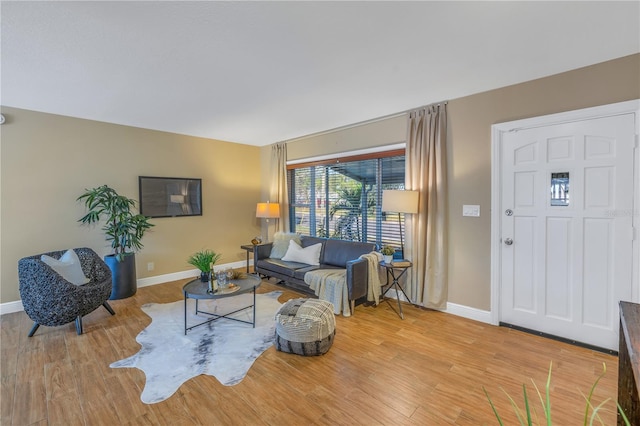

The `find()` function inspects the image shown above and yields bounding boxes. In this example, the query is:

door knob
[504,238,513,246]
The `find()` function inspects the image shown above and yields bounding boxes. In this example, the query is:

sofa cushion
[256,258,309,278]
[281,240,322,266]
[322,240,376,267]
[294,264,342,281]
[292,265,321,281]
[300,236,327,260]
[270,232,301,259]
[300,236,326,247]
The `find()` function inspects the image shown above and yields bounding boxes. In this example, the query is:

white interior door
[493,103,638,351]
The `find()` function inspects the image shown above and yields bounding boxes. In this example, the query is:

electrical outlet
[147,262,154,271]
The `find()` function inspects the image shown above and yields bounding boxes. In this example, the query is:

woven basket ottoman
[275,298,336,356]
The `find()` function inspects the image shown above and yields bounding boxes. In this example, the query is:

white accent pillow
[281,240,322,266]
[41,249,90,286]
[270,232,301,259]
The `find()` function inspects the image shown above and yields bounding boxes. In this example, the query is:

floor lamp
[256,201,280,242]
[381,190,419,259]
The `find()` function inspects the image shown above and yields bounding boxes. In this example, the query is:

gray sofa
[253,236,375,307]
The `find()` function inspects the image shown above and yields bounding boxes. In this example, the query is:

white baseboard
[382,291,492,324]
[444,302,492,324]
[0,260,250,315]
[136,269,196,288]
[0,300,24,315]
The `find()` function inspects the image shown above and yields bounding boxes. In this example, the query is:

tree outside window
[288,151,405,250]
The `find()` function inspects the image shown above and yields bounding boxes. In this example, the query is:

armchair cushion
[41,249,89,286]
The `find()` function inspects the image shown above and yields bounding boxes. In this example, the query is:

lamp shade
[382,190,419,214]
[256,202,280,218]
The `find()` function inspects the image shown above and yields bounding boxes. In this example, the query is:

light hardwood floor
[1,278,619,425]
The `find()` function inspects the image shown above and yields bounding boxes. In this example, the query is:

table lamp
[256,201,280,242]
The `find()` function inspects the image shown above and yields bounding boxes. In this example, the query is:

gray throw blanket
[304,269,350,317]
[304,251,385,317]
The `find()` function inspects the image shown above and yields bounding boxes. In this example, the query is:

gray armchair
[18,247,115,336]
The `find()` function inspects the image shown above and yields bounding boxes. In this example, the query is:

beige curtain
[405,103,448,309]
[270,142,290,233]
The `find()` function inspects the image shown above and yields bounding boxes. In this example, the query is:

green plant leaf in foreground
[582,362,607,426]
[617,402,631,426]
[482,386,505,426]
[483,361,626,425]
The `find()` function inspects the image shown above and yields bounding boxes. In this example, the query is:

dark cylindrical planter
[105,254,137,299]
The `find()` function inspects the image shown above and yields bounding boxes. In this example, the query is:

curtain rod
[276,100,448,145]
[278,112,405,145]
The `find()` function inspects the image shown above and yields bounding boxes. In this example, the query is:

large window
[288,149,406,250]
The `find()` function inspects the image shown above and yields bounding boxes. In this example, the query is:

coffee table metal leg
[184,295,258,334]
[183,275,261,334]
[253,287,256,328]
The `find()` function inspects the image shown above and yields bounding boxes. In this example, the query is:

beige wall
[272,53,640,311]
[0,109,262,303]
[3,54,638,309]
[447,53,639,310]
[285,114,408,161]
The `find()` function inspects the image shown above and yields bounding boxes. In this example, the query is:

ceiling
[2,1,638,147]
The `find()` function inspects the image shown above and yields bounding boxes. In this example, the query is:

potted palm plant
[77,185,154,299]
[187,249,222,282]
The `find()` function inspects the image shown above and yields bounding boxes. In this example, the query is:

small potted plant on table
[380,245,395,264]
[188,249,222,282]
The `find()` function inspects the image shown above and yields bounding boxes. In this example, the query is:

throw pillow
[41,249,90,286]
[281,240,322,266]
[270,232,301,259]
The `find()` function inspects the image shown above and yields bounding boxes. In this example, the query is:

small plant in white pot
[380,245,395,264]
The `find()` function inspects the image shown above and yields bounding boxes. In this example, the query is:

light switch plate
[463,204,480,217]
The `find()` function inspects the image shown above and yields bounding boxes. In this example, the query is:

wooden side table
[240,244,254,273]
[380,260,412,319]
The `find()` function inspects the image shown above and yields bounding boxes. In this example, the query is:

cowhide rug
[110,291,283,404]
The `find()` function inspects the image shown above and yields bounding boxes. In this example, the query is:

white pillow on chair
[41,249,90,286]
[281,240,322,266]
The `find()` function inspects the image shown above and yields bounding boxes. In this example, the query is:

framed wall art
[138,176,202,218]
